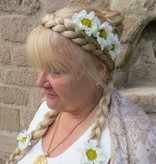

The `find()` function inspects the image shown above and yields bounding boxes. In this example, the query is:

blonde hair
[6,6,123,164]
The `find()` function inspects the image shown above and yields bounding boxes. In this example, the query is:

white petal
[89,139,98,149]
[88,11,95,19]
[80,10,88,16]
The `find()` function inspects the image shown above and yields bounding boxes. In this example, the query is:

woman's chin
[45,99,58,110]
[45,98,64,112]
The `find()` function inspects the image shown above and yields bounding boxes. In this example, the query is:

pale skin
[36,60,106,158]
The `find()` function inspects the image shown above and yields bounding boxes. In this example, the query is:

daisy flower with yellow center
[17,130,32,150]
[71,10,101,36]
[79,139,105,164]
[107,34,120,60]
[94,22,114,50]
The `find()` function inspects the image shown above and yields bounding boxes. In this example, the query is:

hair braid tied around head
[40,12,120,70]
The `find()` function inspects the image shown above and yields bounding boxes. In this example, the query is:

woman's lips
[44,93,57,98]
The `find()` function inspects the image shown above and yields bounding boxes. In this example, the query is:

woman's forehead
[27,26,89,75]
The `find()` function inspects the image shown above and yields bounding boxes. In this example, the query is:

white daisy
[70,10,121,61]
[71,10,101,36]
[79,139,105,164]
[95,22,114,50]
[107,34,120,60]
[17,130,32,150]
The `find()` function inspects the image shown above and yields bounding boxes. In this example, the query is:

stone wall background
[0,0,156,163]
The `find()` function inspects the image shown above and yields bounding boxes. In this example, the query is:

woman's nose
[36,70,51,88]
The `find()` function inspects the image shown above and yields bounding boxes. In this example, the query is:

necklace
[33,106,95,164]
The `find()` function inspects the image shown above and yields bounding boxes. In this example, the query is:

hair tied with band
[71,10,120,60]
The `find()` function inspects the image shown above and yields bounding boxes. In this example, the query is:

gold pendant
[33,154,47,164]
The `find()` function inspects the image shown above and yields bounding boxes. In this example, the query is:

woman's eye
[52,70,61,75]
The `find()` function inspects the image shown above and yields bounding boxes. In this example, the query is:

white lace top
[17,101,111,164]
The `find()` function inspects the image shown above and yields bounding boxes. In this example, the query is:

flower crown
[71,10,120,61]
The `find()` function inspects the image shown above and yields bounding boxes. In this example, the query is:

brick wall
[0,1,43,163]
[0,0,156,163]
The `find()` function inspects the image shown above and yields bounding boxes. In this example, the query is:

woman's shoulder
[109,89,156,163]
[27,100,51,133]
[111,89,155,123]
[110,89,156,132]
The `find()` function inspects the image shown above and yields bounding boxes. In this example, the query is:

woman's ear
[97,61,107,80]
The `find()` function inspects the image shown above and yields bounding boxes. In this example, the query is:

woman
[6,6,156,164]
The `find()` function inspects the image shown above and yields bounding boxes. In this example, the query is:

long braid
[86,8,123,142]
[88,72,114,141]
[6,109,59,164]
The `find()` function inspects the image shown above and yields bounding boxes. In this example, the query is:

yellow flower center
[86,149,97,160]
[111,44,116,51]
[21,137,27,143]
[81,19,92,28]
[99,29,107,39]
